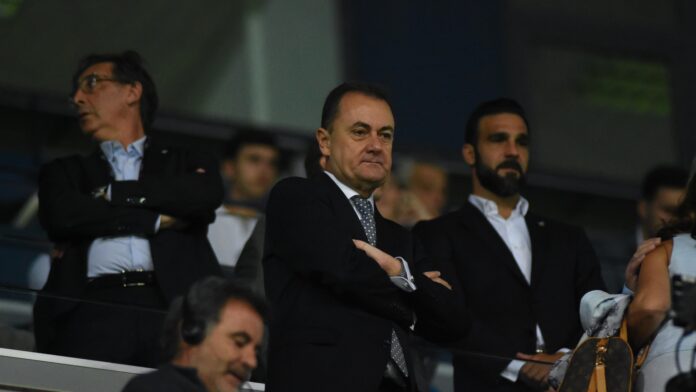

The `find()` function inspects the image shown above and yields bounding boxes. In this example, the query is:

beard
[474,154,526,197]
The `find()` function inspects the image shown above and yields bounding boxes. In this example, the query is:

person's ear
[125,81,143,106]
[462,143,476,166]
[221,160,236,181]
[317,128,331,157]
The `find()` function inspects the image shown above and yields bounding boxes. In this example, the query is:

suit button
[139,197,146,204]
[126,197,136,204]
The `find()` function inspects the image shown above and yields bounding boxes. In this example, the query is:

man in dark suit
[413,98,605,392]
[263,83,468,392]
[34,51,223,367]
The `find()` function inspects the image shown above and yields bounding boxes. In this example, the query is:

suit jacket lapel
[316,173,369,244]
[527,213,550,289]
[374,207,394,251]
[141,137,167,179]
[82,149,112,190]
[458,203,529,287]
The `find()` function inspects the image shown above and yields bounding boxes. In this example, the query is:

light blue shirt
[87,136,156,277]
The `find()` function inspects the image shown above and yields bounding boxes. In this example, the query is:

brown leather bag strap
[587,367,597,392]
[634,342,651,369]
[594,364,607,392]
[619,318,628,341]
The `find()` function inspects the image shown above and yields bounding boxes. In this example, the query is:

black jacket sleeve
[39,158,159,241]
[109,151,222,224]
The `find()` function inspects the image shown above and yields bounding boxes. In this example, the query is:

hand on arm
[625,237,662,292]
[627,241,671,349]
[515,352,565,391]
[352,240,453,291]
[352,239,403,276]
[422,270,452,290]
[39,161,159,240]
[109,152,223,223]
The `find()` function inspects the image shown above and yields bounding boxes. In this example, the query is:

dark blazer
[34,138,223,350]
[122,364,206,392]
[263,173,469,392]
[413,201,606,392]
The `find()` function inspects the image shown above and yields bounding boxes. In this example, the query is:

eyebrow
[488,130,527,138]
[351,122,394,132]
[351,121,372,129]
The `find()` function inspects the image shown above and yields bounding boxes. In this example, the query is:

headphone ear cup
[180,293,205,345]
[181,320,204,345]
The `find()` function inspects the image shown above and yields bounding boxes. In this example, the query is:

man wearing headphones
[123,277,267,392]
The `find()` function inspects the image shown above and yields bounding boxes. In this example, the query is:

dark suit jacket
[263,174,469,392]
[232,215,266,297]
[122,364,206,392]
[34,138,223,350]
[413,201,606,392]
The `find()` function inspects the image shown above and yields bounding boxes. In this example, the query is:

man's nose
[242,347,258,370]
[72,89,85,108]
[504,140,519,157]
[366,132,383,152]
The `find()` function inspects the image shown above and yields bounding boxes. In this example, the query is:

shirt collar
[323,171,375,207]
[468,194,529,219]
[100,136,147,161]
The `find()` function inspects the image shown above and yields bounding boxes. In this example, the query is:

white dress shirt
[468,194,548,382]
[324,171,416,292]
[207,206,258,267]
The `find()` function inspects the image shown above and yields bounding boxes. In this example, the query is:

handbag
[558,319,649,392]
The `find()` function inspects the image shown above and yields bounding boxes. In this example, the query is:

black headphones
[180,290,206,345]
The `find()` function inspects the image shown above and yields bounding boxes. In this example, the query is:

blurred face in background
[223,144,279,201]
[408,163,447,217]
[638,186,685,238]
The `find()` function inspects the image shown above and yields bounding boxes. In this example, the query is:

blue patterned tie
[351,196,408,377]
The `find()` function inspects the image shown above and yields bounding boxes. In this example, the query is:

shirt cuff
[390,256,417,292]
[500,360,525,382]
[154,215,161,233]
[106,185,112,201]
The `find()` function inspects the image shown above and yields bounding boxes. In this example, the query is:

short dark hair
[224,130,278,161]
[656,168,696,240]
[320,82,392,130]
[641,165,689,201]
[160,276,268,361]
[464,98,529,146]
[71,50,159,130]
[304,139,324,178]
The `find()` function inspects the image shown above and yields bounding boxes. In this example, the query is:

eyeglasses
[68,73,123,107]
[73,74,120,95]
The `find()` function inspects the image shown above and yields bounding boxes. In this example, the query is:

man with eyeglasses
[34,50,223,367]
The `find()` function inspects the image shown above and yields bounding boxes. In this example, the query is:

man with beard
[413,98,605,392]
